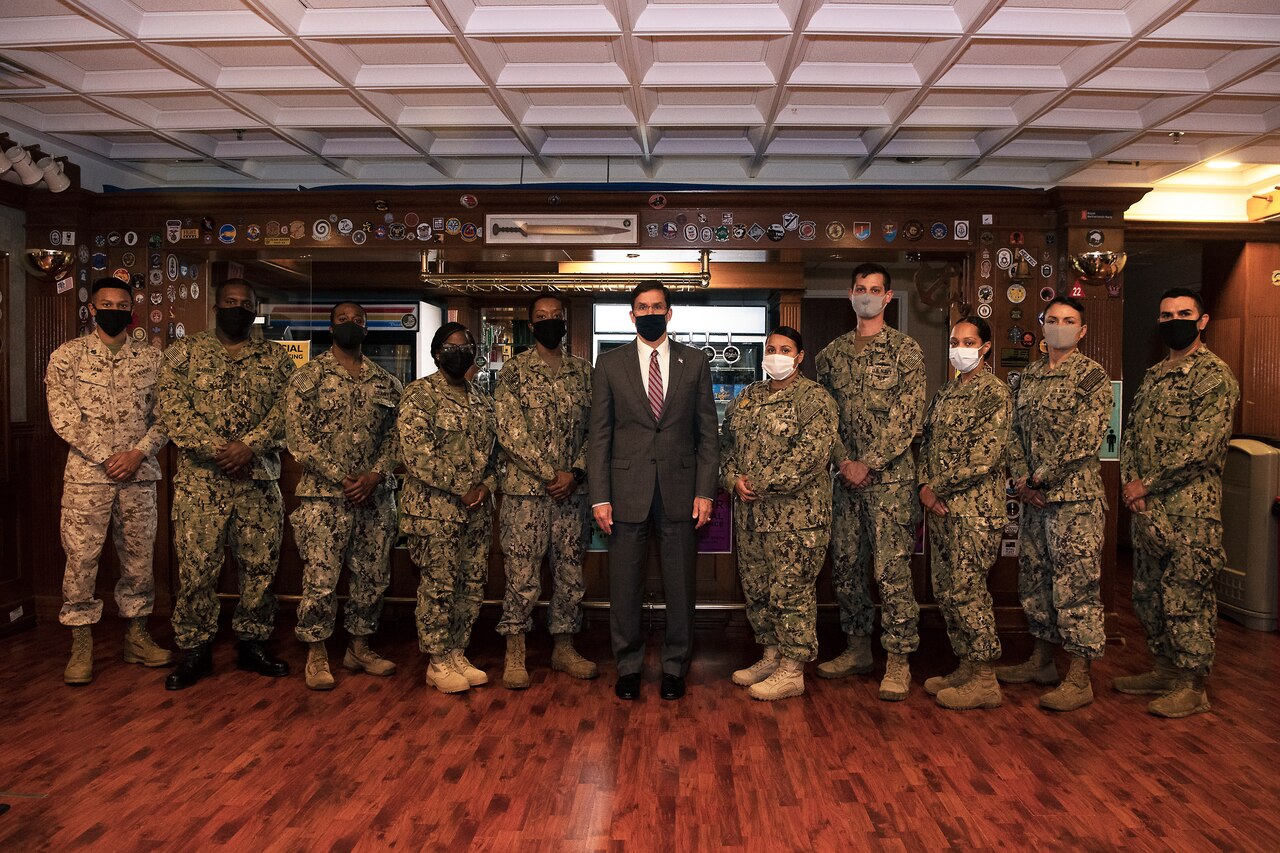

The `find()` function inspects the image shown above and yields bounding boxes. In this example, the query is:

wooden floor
[3,567,1280,852]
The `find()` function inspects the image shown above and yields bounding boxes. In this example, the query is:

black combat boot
[236,639,289,677]
[165,643,213,690]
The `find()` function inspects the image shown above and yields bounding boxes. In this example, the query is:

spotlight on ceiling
[0,134,74,192]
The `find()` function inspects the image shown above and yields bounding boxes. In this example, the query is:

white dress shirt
[637,335,670,397]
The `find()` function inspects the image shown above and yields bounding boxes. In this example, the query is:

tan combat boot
[878,653,911,701]
[64,626,93,686]
[936,663,1002,711]
[503,634,531,690]
[995,639,1060,685]
[551,634,599,680]
[304,641,335,691]
[748,657,805,701]
[732,646,780,686]
[1113,655,1177,695]
[924,659,973,697]
[426,654,470,694]
[816,634,873,679]
[1039,655,1093,712]
[122,617,174,667]
[450,648,488,686]
[1148,670,1210,718]
[343,636,396,676]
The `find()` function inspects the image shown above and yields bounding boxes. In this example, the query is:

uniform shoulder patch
[1077,367,1106,395]
[1192,374,1223,398]
[897,342,924,371]
[164,341,189,368]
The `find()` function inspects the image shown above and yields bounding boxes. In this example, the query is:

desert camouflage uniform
[1122,346,1239,675]
[816,326,926,654]
[918,371,1012,663]
[46,333,168,627]
[286,350,402,643]
[721,376,838,662]
[1008,351,1112,660]
[398,371,498,656]
[493,348,592,637]
[158,332,294,649]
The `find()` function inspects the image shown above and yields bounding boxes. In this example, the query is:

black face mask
[1159,318,1200,351]
[635,313,667,343]
[94,308,132,337]
[332,321,367,349]
[438,346,476,380]
[216,306,256,340]
[532,318,566,349]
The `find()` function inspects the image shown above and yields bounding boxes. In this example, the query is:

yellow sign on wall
[273,339,311,368]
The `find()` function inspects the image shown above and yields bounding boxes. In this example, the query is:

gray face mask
[1043,324,1080,350]
[851,293,887,319]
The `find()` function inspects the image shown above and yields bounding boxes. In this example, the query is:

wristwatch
[571,467,586,482]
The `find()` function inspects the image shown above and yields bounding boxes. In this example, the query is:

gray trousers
[608,482,697,678]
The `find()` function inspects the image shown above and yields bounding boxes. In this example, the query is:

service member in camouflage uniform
[398,322,499,695]
[1117,287,1239,718]
[917,317,1011,711]
[159,279,295,690]
[997,295,1112,712]
[494,294,597,689]
[46,278,174,685]
[286,302,402,691]
[722,327,838,701]
[815,263,926,701]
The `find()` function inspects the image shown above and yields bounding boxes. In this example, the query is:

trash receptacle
[1218,439,1280,631]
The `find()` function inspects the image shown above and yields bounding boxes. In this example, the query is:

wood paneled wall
[1202,242,1280,437]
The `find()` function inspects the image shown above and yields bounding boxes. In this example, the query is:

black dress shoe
[236,640,290,677]
[660,673,686,700]
[615,673,641,700]
[165,644,213,691]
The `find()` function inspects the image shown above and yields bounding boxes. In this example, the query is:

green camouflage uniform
[158,332,294,649]
[1121,346,1239,675]
[1008,351,1112,660]
[720,376,838,662]
[816,327,926,654]
[918,371,1012,663]
[493,348,592,637]
[285,350,402,643]
[398,371,498,656]
[46,333,168,627]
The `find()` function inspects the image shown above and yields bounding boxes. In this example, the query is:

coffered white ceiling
[1,0,1279,205]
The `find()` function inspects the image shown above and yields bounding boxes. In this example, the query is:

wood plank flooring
[2,565,1279,851]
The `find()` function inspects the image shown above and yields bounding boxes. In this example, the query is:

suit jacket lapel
[661,341,688,425]
[620,340,647,414]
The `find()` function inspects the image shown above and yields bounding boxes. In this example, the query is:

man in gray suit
[588,281,719,700]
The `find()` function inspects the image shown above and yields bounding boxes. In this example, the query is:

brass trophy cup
[1069,251,1127,287]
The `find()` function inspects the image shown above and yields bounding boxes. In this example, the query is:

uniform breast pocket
[865,367,898,411]
[435,409,466,433]
[75,374,110,404]
[192,370,226,392]
[764,409,799,439]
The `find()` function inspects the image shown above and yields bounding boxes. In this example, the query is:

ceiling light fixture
[1167,131,1185,144]
[1206,159,1241,170]
[420,249,712,292]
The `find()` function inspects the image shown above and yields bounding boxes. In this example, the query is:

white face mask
[949,346,984,374]
[851,293,886,319]
[1043,324,1080,350]
[762,353,797,380]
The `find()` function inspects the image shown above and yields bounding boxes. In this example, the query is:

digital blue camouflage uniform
[46,333,168,626]
[158,332,294,649]
[816,327,926,655]
[1121,346,1239,675]
[918,371,1012,663]
[721,376,838,662]
[493,347,592,637]
[286,350,402,643]
[1008,350,1112,660]
[398,371,498,657]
